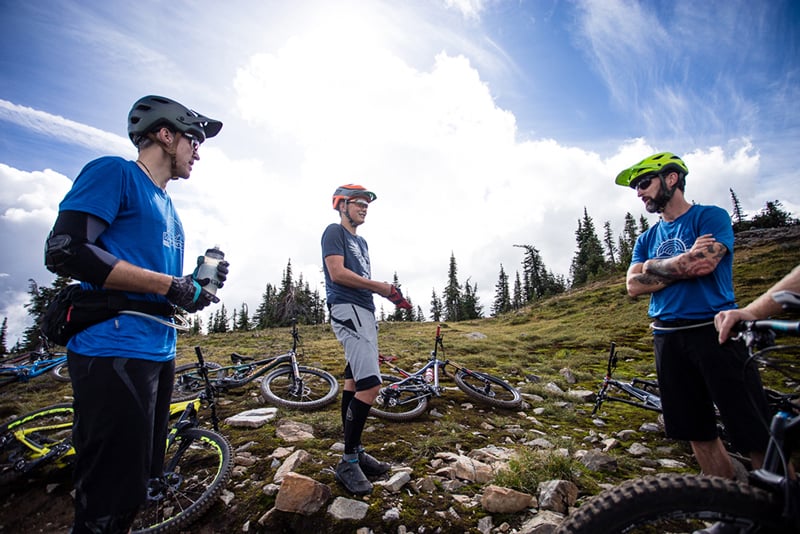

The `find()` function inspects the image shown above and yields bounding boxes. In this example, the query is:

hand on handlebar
[714,308,757,344]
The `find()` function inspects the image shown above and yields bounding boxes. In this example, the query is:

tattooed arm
[626,234,728,297]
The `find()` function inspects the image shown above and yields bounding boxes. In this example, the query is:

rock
[274,472,331,515]
[517,510,565,533]
[327,496,369,521]
[275,420,315,442]
[273,449,312,483]
[578,450,618,472]
[452,455,494,483]
[375,470,411,493]
[559,367,576,384]
[481,485,536,513]
[537,479,579,514]
[224,407,278,428]
[627,443,651,456]
[566,389,595,402]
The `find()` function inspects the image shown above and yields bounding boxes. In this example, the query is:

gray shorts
[329,303,381,390]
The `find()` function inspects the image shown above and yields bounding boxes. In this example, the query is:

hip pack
[40,284,176,346]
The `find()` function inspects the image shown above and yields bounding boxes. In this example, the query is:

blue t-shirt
[59,156,183,361]
[321,223,375,312]
[631,204,736,322]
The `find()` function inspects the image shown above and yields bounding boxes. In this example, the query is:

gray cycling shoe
[334,460,373,495]
[692,522,745,534]
[358,450,390,477]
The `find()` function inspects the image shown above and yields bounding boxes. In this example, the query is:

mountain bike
[371,324,522,421]
[0,346,233,534]
[590,341,662,416]
[554,290,800,534]
[172,319,339,410]
[0,336,69,388]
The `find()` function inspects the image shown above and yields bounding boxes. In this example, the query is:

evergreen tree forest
[7,196,796,352]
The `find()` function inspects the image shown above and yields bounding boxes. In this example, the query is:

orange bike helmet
[332,184,377,210]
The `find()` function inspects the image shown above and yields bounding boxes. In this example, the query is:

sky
[1,0,798,347]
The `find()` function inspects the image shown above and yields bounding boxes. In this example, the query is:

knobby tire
[0,403,74,488]
[260,366,339,410]
[50,361,71,382]
[132,427,232,534]
[453,369,521,409]
[370,375,429,421]
[553,473,790,534]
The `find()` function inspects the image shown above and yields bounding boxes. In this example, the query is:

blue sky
[1,0,798,346]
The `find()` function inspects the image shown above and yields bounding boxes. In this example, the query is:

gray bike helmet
[127,95,222,146]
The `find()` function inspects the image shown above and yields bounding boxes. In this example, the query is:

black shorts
[654,323,770,454]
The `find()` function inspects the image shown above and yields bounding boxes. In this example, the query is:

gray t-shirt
[321,223,375,311]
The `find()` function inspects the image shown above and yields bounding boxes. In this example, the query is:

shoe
[334,460,373,495]
[358,450,390,477]
[692,522,744,534]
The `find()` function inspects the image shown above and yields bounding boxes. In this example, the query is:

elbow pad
[44,231,116,285]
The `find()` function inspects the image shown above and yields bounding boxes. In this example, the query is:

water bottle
[194,246,225,295]
[424,367,434,383]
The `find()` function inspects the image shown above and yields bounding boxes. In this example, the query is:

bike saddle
[230,353,254,363]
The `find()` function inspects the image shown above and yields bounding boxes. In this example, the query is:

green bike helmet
[615,152,689,188]
[128,95,222,146]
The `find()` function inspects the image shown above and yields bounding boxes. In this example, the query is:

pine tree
[729,188,749,232]
[570,208,608,286]
[617,212,638,268]
[388,273,404,322]
[22,275,72,350]
[235,303,250,331]
[751,200,799,228]
[603,221,617,267]
[638,214,650,233]
[415,305,425,322]
[512,271,523,310]
[460,279,483,320]
[492,264,511,316]
[0,317,7,356]
[254,283,278,329]
[429,289,443,322]
[443,253,462,322]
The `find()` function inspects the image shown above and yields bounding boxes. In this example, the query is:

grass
[1,227,799,533]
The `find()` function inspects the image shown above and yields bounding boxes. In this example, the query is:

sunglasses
[632,175,656,191]
[183,132,201,152]
[349,199,370,209]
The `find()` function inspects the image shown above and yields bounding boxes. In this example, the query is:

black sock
[343,397,371,455]
[341,390,355,429]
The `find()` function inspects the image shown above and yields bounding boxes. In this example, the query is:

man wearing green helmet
[617,153,769,504]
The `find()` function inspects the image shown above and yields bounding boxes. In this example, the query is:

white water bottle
[194,246,225,295]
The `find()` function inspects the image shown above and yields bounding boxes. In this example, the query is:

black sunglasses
[632,175,657,191]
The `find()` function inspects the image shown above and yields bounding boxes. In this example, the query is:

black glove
[166,275,219,313]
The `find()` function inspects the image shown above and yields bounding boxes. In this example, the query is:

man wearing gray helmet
[44,95,228,533]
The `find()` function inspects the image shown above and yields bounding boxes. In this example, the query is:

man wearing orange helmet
[616,153,769,503]
[321,184,410,495]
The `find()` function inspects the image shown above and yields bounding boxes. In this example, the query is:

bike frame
[0,353,67,387]
[183,322,304,391]
[591,342,662,415]
[379,324,502,400]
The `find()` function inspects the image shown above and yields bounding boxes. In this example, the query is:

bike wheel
[260,366,339,410]
[0,403,74,487]
[554,473,788,534]
[132,427,232,534]
[370,375,429,421]
[171,362,224,401]
[50,361,71,382]
[454,369,521,409]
